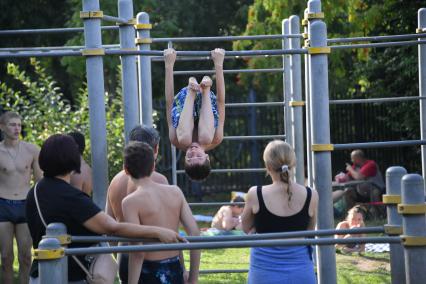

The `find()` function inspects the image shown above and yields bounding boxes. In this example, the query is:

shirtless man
[106,125,168,222]
[122,141,200,284]
[211,196,244,231]
[105,125,171,283]
[164,48,225,181]
[0,111,42,284]
[68,131,92,196]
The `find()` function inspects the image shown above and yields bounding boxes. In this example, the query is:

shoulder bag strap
[34,182,92,278]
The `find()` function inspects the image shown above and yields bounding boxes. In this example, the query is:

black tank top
[254,185,312,234]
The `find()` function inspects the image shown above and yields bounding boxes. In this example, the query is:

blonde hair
[346,205,365,221]
[0,111,21,125]
[263,140,296,205]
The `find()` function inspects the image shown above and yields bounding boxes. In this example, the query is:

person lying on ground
[211,196,244,231]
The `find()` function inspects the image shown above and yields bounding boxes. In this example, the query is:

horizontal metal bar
[0,26,118,36]
[200,269,248,274]
[0,49,307,59]
[330,96,426,104]
[225,102,284,107]
[152,54,284,62]
[70,227,385,243]
[176,168,266,174]
[189,202,245,207]
[328,33,426,44]
[0,44,120,53]
[333,140,426,150]
[0,50,82,58]
[223,135,285,141]
[174,68,284,75]
[102,15,128,24]
[65,236,401,255]
[330,40,426,50]
[152,34,302,43]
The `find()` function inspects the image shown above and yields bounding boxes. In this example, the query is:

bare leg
[332,190,346,203]
[0,222,15,284]
[198,76,215,145]
[15,223,32,284]
[344,187,357,210]
[176,77,198,146]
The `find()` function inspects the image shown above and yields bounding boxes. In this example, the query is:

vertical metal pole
[418,9,426,189]
[308,1,336,283]
[119,0,139,143]
[137,12,153,127]
[249,88,260,185]
[82,0,109,208]
[400,174,426,284]
[167,41,178,185]
[304,8,313,188]
[385,167,407,284]
[282,19,292,146]
[38,238,65,284]
[171,145,177,185]
[289,15,305,185]
[45,223,68,284]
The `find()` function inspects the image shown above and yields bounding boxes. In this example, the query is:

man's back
[70,158,92,196]
[106,170,169,222]
[122,182,183,260]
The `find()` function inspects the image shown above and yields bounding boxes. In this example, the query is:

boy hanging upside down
[164,48,225,181]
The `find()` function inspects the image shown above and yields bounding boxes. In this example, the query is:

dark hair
[124,141,154,179]
[184,159,211,181]
[231,196,245,208]
[68,131,85,155]
[39,134,81,177]
[129,125,160,149]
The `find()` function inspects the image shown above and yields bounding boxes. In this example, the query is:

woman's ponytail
[279,165,292,206]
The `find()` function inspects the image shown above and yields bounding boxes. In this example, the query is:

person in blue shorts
[242,140,319,284]
[164,48,225,181]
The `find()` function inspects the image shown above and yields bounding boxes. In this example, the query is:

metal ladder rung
[176,168,266,174]
[223,134,285,140]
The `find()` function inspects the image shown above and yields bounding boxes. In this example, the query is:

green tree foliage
[62,0,252,99]
[0,0,75,102]
[0,59,125,179]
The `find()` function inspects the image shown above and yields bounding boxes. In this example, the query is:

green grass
[10,204,391,283]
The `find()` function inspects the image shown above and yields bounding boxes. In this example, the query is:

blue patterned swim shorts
[140,256,183,284]
[171,87,219,128]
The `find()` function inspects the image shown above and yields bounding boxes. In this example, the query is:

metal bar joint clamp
[382,194,401,205]
[80,11,104,19]
[33,248,65,260]
[398,203,426,214]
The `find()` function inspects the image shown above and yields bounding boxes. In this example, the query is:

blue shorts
[119,254,183,284]
[140,256,183,284]
[171,87,219,129]
[0,197,26,224]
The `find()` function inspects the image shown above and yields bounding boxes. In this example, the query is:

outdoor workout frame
[1,0,426,283]
[33,169,426,284]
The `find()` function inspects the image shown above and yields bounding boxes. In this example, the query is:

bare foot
[200,76,212,91]
[188,77,200,95]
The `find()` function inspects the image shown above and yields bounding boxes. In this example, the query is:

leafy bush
[0,59,125,180]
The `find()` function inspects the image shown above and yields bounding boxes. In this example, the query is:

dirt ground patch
[337,253,390,272]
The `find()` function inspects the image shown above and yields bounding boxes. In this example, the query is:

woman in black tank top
[241,140,318,284]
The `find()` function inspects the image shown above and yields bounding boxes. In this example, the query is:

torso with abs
[0,141,35,200]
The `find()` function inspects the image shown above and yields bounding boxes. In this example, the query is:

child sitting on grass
[335,205,366,253]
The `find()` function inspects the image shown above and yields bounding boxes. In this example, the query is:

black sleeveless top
[254,185,312,234]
